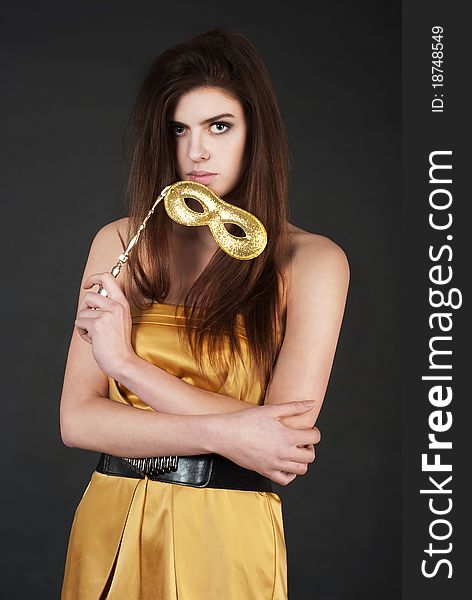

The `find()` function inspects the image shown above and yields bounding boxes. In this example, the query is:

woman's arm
[116,355,257,415]
[75,270,256,415]
[60,383,314,462]
[263,232,350,429]
[61,386,318,487]
[60,220,319,486]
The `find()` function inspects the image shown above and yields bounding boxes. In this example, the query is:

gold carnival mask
[97,180,268,296]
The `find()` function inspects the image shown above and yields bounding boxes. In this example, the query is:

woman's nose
[187,132,209,162]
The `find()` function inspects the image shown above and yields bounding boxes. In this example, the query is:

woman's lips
[187,173,217,185]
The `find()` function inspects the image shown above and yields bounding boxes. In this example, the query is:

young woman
[60,28,349,599]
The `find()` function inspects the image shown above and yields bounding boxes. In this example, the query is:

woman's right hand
[216,400,321,486]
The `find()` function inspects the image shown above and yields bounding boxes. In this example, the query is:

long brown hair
[123,28,291,391]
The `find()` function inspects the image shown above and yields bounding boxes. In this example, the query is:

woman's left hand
[74,272,136,380]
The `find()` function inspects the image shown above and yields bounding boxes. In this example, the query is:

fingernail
[304,400,316,407]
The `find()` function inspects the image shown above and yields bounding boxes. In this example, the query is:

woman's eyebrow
[168,113,236,127]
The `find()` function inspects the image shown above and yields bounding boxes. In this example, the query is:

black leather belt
[96,453,274,493]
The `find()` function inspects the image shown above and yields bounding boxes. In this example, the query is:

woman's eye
[170,125,186,136]
[210,122,231,134]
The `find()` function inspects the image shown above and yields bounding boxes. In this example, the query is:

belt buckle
[121,455,179,476]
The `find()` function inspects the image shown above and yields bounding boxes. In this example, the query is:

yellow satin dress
[61,302,288,599]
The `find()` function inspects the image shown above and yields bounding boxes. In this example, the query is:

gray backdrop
[1,1,400,598]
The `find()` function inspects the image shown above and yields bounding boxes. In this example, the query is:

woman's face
[169,86,248,198]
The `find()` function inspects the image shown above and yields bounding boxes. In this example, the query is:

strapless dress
[61,302,287,599]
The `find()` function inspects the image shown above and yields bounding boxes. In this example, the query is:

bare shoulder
[286,222,350,301]
[92,216,131,250]
[89,217,131,262]
[82,217,132,294]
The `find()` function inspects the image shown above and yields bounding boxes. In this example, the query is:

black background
[1,1,400,598]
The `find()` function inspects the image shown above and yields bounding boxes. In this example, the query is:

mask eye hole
[224,222,246,238]
[183,196,205,213]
